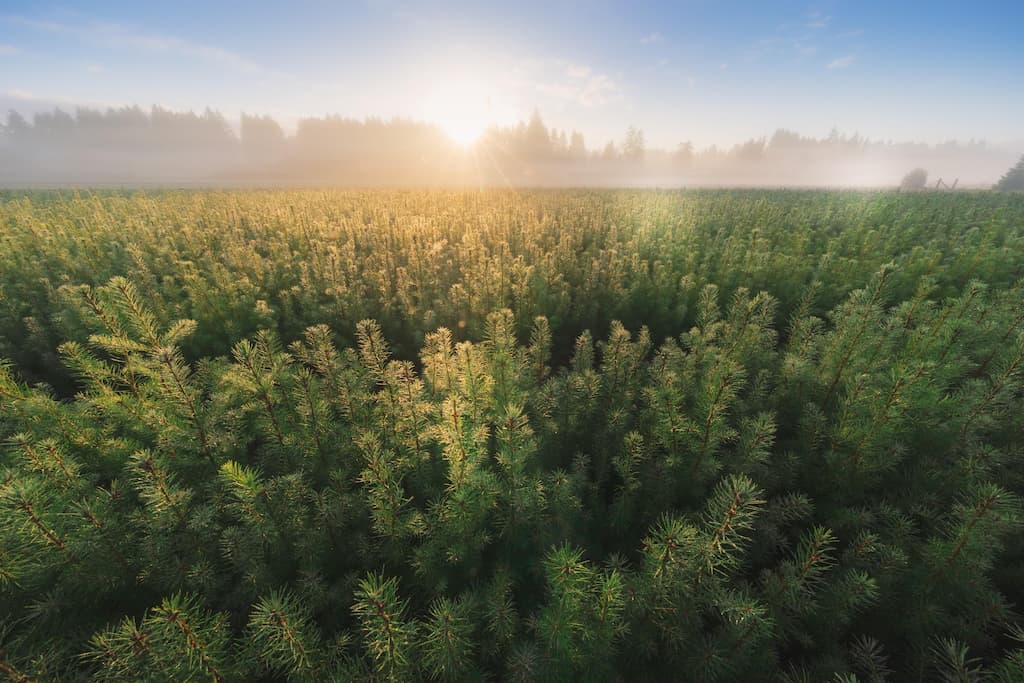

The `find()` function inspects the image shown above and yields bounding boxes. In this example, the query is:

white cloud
[5,88,35,100]
[565,64,591,79]
[5,17,63,32]
[536,73,619,107]
[640,33,662,45]
[838,28,865,38]
[826,55,856,69]
[572,72,619,107]
[807,12,831,29]
[5,15,284,78]
[516,59,621,107]
[107,26,267,74]
[85,64,104,73]
[0,89,122,116]
[0,43,20,55]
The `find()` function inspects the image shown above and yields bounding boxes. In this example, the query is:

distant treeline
[1,106,1019,187]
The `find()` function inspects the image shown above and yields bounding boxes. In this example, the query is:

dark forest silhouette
[1,106,1019,187]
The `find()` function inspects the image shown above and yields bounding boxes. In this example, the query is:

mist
[1,105,1019,188]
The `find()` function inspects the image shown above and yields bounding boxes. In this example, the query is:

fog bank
[1,106,1019,188]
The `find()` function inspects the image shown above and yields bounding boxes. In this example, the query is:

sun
[420,75,501,146]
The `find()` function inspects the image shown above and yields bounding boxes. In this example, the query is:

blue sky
[1,1,1022,148]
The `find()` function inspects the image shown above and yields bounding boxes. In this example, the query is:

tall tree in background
[525,110,552,159]
[623,126,645,162]
[240,114,286,165]
[600,140,619,161]
[569,130,587,160]
[994,155,1024,191]
[673,141,695,167]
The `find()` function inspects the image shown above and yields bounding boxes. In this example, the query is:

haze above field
[1,0,1022,187]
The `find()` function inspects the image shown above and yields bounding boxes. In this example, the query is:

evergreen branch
[247,590,323,681]
[150,595,228,683]
[352,572,414,680]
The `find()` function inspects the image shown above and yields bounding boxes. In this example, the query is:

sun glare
[421,75,502,146]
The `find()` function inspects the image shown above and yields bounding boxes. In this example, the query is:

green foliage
[246,590,324,681]
[85,593,233,682]
[420,596,474,681]
[352,572,415,681]
[901,168,928,191]
[0,189,1023,681]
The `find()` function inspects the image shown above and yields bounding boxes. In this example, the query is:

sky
[1,1,1022,149]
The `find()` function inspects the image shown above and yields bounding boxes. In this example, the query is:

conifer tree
[993,155,1024,191]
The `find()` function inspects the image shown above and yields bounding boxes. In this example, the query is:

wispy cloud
[85,64,104,73]
[538,74,619,107]
[5,88,36,100]
[0,43,20,55]
[5,15,284,77]
[515,59,621,107]
[807,12,831,29]
[4,16,63,32]
[565,64,591,79]
[838,28,865,38]
[640,32,662,45]
[826,55,856,69]
[0,88,119,111]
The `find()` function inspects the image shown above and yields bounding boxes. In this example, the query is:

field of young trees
[1,189,1024,681]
